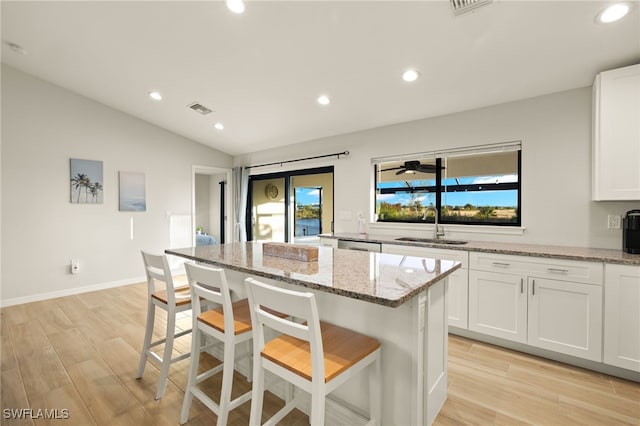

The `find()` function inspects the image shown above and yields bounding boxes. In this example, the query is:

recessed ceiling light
[317,95,331,106]
[214,123,224,130]
[596,2,630,23]
[148,91,162,101]
[402,69,420,82]
[226,0,245,14]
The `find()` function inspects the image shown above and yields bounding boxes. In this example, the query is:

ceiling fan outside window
[382,160,444,175]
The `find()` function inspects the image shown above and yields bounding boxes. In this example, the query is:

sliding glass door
[247,167,333,243]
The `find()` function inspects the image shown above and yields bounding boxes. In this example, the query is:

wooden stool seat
[262,321,380,382]
[198,299,253,335]
[151,285,192,306]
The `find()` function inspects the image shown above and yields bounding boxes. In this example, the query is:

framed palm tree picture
[70,158,103,204]
[119,171,146,211]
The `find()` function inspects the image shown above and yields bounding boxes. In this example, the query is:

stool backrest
[244,277,325,382]
[141,251,177,304]
[184,263,233,335]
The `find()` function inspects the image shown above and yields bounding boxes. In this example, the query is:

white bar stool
[244,277,382,426]
[180,263,254,426]
[136,251,193,400]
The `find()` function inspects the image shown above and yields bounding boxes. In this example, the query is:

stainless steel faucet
[424,206,445,239]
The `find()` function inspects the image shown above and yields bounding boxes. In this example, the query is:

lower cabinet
[527,277,602,361]
[604,264,640,372]
[468,253,604,362]
[468,270,527,343]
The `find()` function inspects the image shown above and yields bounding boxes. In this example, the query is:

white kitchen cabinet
[604,264,640,372]
[382,244,469,329]
[469,252,604,361]
[528,277,602,362]
[592,64,640,201]
[468,270,527,343]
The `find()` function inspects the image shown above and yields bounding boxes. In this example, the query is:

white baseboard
[0,275,147,308]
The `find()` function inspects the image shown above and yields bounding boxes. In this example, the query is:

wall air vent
[450,0,493,15]
[188,102,213,115]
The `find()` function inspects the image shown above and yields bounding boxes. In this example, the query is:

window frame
[373,144,522,227]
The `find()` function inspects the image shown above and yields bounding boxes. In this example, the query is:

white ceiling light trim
[402,69,420,82]
[596,2,631,23]
[148,91,162,101]
[226,0,245,14]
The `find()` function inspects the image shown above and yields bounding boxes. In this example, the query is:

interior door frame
[191,165,232,246]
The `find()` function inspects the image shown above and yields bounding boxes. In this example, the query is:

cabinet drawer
[382,244,468,268]
[469,252,603,285]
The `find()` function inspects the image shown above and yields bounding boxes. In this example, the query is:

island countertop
[166,242,461,307]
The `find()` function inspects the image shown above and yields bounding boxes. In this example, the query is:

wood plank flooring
[1,281,638,425]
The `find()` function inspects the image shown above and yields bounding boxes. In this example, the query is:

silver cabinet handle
[532,279,536,296]
[492,262,510,267]
[547,268,569,274]
[520,278,524,294]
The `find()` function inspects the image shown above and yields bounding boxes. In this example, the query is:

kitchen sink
[395,237,467,245]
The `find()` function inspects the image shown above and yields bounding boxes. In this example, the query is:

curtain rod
[246,151,350,169]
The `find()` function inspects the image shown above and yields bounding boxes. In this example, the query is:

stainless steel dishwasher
[337,240,381,252]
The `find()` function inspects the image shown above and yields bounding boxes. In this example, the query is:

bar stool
[136,251,193,400]
[244,277,382,426]
[180,262,254,426]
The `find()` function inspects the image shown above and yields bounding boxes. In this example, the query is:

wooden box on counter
[263,242,319,262]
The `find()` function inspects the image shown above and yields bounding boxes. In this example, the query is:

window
[374,143,521,226]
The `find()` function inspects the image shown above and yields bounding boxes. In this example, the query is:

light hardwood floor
[1,281,638,425]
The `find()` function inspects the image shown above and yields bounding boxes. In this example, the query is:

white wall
[236,87,638,250]
[1,65,232,305]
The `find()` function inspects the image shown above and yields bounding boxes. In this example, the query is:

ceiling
[2,1,639,156]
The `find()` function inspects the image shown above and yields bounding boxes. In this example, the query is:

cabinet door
[528,277,602,362]
[604,264,640,371]
[469,270,527,343]
[593,64,640,200]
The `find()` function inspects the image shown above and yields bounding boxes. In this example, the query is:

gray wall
[236,87,638,250]
[1,66,232,304]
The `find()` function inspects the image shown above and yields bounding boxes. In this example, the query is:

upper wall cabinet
[592,64,640,201]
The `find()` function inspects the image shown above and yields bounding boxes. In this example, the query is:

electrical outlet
[71,259,80,274]
[607,215,621,229]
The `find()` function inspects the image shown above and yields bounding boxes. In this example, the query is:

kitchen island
[167,242,461,425]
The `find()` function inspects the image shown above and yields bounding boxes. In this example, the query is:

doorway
[192,165,232,246]
[247,166,333,243]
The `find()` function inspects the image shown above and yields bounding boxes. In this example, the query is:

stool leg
[136,300,155,379]
[180,325,201,424]
[155,308,176,400]
[217,339,236,426]
[369,353,381,426]
[310,380,325,426]
[248,356,265,426]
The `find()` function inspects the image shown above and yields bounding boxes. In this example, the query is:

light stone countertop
[322,233,640,265]
[166,242,461,307]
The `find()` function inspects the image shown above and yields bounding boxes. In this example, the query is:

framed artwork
[70,158,103,204]
[119,171,146,211]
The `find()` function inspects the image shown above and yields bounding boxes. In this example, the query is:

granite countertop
[322,233,640,265]
[166,242,461,308]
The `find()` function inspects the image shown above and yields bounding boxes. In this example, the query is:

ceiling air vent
[450,0,493,15]
[188,102,213,115]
